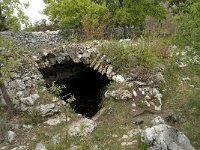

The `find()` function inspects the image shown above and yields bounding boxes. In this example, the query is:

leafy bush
[81,2,110,39]
[173,1,200,53]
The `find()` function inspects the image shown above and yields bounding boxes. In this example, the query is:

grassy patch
[99,38,168,74]
[162,49,200,149]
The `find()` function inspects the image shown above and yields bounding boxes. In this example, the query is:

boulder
[8,131,16,143]
[68,118,97,136]
[36,103,59,117]
[142,116,196,150]
[35,143,48,150]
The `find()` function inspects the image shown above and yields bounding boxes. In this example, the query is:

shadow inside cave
[39,60,110,118]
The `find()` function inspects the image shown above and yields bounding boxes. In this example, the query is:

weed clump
[99,37,166,74]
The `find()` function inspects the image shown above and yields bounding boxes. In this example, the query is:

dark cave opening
[39,60,110,118]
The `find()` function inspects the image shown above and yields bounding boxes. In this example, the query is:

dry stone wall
[0,30,67,49]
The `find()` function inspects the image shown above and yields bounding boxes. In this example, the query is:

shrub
[99,37,161,73]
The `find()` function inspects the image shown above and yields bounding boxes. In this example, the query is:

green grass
[162,52,200,149]
[99,39,162,74]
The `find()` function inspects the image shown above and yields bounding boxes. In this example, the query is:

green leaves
[0,0,29,31]
[43,0,167,31]
[173,0,200,52]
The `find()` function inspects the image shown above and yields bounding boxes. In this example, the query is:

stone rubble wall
[0,30,67,49]
[36,44,124,83]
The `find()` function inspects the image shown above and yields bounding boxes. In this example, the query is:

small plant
[49,82,65,97]
[68,33,78,44]
[64,93,76,107]
[136,134,148,150]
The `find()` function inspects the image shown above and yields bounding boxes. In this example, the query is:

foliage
[43,0,110,39]
[0,35,21,83]
[49,81,65,97]
[43,0,167,37]
[172,0,200,53]
[49,82,76,106]
[81,2,110,39]
[65,94,76,107]
[0,0,29,31]
[162,45,200,148]
[68,33,78,44]
[100,38,161,73]
[136,134,148,150]
[110,0,167,27]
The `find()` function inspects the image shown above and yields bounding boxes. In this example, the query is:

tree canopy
[43,0,167,37]
[172,0,200,52]
[0,0,29,31]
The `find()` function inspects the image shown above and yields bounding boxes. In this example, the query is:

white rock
[22,77,31,82]
[121,141,135,146]
[127,129,142,137]
[112,75,125,83]
[8,131,16,143]
[52,97,59,102]
[20,97,35,106]
[122,135,129,139]
[132,90,137,97]
[44,118,61,126]
[155,105,162,111]
[151,116,165,126]
[132,103,136,107]
[35,143,48,150]
[155,93,163,100]
[22,125,33,129]
[105,89,132,100]
[134,81,147,86]
[145,95,151,100]
[182,77,191,81]
[36,103,58,117]
[68,118,97,136]
[16,91,24,97]
[150,88,160,96]
[144,101,151,107]
[16,79,26,90]
[11,146,28,150]
[179,62,187,68]
[142,122,196,150]
[30,94,40,101]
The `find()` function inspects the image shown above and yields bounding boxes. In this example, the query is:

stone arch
[36,44,125,82]
[36,44,124,117]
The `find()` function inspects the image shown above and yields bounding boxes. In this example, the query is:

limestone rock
[151,116,165,126]
[35,143,48,150]
[142,117,196,150]
[8,131,16,143]
[68,118,97,136]
[105,89,132,100]
[36,103,59,117]
[44,118,61,126]
[11,146,28,150]
[20,94,39,106]
[112,75,125,83]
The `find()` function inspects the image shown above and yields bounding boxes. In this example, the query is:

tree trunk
[0,72,15,113]
[123,24,128,39]
[0,4,8,31]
